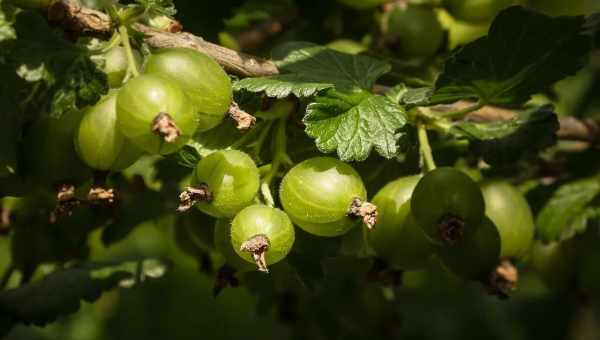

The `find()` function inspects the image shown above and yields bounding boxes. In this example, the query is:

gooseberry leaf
[450,105,559,165]
[171,145,202,169]
[0,2,16,42]
[0,259,170,332]
[234,42,390,98]
[3,11,107,118]
[536,175,600,242]
[430,6,593,106]
[303,89,407,162]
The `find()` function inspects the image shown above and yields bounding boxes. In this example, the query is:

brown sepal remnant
[177,185,212,212]
[87,186,116,205]
[438,214,465,245]
[348,197,378,230]
[55,184,80,217]
[229,101,256,132]
[487,259,519,299]
[152,112,181,143]
[240,234,270,273]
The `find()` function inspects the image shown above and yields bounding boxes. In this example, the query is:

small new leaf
[536,175,600,242]
[450,105,559,165]
[304,89,407,162]
[234,42,390,98]
[430,6,592,106]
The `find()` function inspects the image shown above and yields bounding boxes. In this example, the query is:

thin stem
[1,263,15,289]
[438,101,484,119]
[263,119,287,185]
[252,120,273,160]
[260,119,289,207]
[260,182,275,208]
[414,107,453,133]
[118,25,140,78]
[135,260,143,284]
[99,32,122,54]
[230,122,263,149]
[417,123,436,172]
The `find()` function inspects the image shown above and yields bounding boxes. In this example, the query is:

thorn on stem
[348,197,378,229]
[240,234,270,273]
[229,101,256,132]
[152,112,181,143]
[177,185,212,212]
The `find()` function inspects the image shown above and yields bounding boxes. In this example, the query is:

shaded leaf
[304,89,407,161]
[450,105,559,165]
[3,11,107,118]
[431,6,592,106]
[0,259,170,331]
[536,175,600,241]
[235,42,390,98]
[168,145,202,169]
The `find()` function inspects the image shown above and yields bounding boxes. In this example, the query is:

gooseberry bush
[1,0,600,338]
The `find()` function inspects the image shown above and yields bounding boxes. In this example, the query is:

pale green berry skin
[144,48,232,131]
[368,175,436,270]
[193,150,260,218]
[481,180,535,260]
[387,6,444,57]
[214,219,255,272]
[444,0,514,23]
[103,46,142,88]
[75,90,142,171]
[116,73,198,155]
[230,205,295,266]
[279,157,367,237]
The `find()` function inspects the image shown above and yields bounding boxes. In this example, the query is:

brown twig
[47,0,280,77]
[432,100,600,145]
[236,8,298,52]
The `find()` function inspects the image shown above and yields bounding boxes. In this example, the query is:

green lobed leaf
[303,89,407,162]
[536,175,600,242]
[0,1,16,43]
[234,42,390,98]
[3,11,107,118]
[450,105,559,165]
[234,75,333,98]
[430,6,592,106]
[0,259,170,331]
